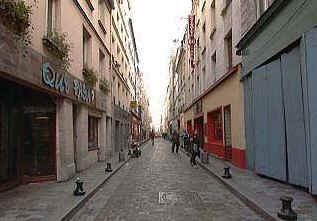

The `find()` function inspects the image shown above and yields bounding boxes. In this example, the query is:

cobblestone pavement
[0,151,129,221]
[71,139,264,221]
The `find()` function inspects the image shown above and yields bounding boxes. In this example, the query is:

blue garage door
[281,46,308,187]
[253,59,287,181]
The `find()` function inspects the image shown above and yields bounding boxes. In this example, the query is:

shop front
[0,77,57,191]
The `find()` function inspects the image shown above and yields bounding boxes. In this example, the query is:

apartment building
[0,0,151,193]
[180,0,246,168]
[0,0,116,191]
[111,0,145,148]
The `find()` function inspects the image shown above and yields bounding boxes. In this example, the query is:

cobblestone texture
[71,139,264,221]
[0,151,129,221]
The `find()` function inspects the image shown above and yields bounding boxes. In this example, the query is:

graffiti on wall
[42,62,95,104]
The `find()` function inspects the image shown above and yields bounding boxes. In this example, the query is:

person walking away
[183,131,189,152]
[175,130,180,153]
[151,130,155,146]
[171,130,179,153]
[190,131,200,166]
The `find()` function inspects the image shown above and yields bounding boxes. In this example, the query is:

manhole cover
[158,191,202,205]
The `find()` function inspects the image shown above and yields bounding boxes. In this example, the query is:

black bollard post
[105,162,112,173]
[222,167,232,179]
[277,196,297,220]
[73,178,86,196]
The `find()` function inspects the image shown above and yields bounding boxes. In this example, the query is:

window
[99,50,105,79]
[46,0,55,34]
[85,0,94,11]
[225,31,232,71]
[201,1,206,12]
[117,45,121,57]
[211,51,216,81]
[83,28,91,67]
[98,0,106,33]
[202,22,206,46]
[210,1,216,28]
[209,109,223,143]
[88,116,98,149]
[224,0,232,8]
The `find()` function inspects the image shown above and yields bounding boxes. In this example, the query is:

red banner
[188,14,195,69]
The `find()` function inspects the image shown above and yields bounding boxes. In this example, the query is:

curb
[60,141,150,221]
[179,148,278,221]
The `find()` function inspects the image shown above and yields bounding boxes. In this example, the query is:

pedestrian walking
[190,131,200,166]
[171,130,180,153]
[150,129,155,146]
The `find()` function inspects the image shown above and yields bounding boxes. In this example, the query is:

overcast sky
[133,0,191,130]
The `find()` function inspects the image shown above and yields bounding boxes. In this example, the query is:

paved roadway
[70,139,264,221]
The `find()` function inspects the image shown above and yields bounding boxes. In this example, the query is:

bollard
[277,196,297,220]
[73,177,86,196]
[105,162,112,173]
[222,167,232,179]
[201,150,209,164]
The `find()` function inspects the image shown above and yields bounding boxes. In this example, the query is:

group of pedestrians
[170,129,200,167]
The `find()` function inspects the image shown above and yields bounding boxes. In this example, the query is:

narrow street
[70,139,264,221]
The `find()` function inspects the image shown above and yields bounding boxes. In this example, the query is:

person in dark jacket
[150,129,155,146]
[190,131,200,166]
[171,130,180,153]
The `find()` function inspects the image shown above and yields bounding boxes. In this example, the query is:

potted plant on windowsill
[99,78,111,95]
[42,31,72,72]
[0,0,37,48]
[82,66,97,88]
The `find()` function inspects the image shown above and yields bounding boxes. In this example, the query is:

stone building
[0,0,115,191]
[0,0,149,192]
[176,0,246,168]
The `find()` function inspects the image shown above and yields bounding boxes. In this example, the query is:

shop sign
[42,62,95,104]
[188,14,196,69]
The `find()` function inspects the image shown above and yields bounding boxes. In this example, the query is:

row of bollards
[73,162,113,196]
[221,167,297,220]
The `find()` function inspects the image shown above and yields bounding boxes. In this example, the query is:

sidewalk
[0,141,149,221]
[176,142,317,221]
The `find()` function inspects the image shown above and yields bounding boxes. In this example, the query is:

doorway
[224,105,232,161]
[194,116,204,149]
[22,90,56,183]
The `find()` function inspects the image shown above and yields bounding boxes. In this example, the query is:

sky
[133,0,192,130]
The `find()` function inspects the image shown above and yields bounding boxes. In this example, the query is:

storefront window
[88,116,98,150]
[213,110,223,142]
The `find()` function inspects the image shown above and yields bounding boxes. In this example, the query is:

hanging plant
[43,31,72,71]
[99,78,111,95]
[0,0,37,48]
[82,66,97,87]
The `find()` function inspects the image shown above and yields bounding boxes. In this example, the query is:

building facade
[0,0,150,192]
[169,0,246,168]
[237,0,317,194]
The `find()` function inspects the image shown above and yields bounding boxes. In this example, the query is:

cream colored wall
[203,68,245,149]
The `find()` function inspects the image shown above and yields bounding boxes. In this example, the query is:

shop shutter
[253,59,287,181]
[281,45,308,187]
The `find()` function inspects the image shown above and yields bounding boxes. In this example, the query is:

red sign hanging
[188,14,196,69]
